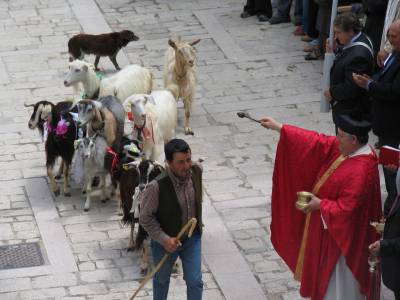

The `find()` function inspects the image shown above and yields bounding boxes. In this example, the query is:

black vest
[155,165,202,237]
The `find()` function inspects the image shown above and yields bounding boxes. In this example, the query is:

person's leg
[151,240,179,300]
[302,0,309,34]
[179,233,203,300]
[254,0,273,17]
[395,290,400,300]
[277,0,292,17]
[269,0,292,23]
[242,0,256,17]
[294,0,303,26]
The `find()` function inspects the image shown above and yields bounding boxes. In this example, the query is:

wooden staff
[128,218,198,300]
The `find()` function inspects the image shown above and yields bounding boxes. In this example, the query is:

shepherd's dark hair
[334,13,362,33]
[164,139,191,162]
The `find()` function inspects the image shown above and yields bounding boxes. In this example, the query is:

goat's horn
[67,101,78,112]
[24,102,35,108]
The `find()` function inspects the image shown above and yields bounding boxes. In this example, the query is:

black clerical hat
[336,113,371,136]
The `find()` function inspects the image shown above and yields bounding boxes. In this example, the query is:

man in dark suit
[353,20,400,215]
[324,13,374,128]
[369,166,400,300]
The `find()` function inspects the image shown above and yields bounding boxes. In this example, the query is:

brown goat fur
[68,30,139,70]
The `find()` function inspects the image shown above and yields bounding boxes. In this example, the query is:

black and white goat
[25,100,77,196]
[121,159,164,274]
[104,137,144,215]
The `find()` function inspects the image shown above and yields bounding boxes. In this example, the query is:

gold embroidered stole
[294,155,347,281]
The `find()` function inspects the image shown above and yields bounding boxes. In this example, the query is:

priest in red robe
[260,114,382,300]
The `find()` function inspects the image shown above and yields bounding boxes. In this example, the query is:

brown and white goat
[163,37,200,135]
[74,96,125,149]
[25,101,76,196]
[68,30,139,71]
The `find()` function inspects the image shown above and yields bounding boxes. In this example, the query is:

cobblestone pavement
[0,0,394,299]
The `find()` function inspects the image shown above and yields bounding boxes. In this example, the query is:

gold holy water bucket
[295,191,313,210]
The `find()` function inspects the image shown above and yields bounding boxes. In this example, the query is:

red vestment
[271,125,382,300]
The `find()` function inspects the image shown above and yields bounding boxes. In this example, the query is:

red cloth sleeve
[271,125,339,271]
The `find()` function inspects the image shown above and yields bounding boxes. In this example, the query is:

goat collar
[106,147,119,175]
[134,116,154,144]
[82,88,99,100]
[82,71,103,99]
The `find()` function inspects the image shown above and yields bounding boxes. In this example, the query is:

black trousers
[395,290,400,300]
[243,0,272,17]
[379,136,400,217]
[276,0,303,18]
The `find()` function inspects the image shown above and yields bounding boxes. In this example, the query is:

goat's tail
[165,83,179,100]
[135,225,148,250]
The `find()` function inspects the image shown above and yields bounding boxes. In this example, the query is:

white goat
[163,38,200,135]
[123,90,177,161]
[64,60,153,101]
[75,133,109,212]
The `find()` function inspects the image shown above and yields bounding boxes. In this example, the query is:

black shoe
[240,11,253,18]
[257,14,270,22]
[269,14,291,24]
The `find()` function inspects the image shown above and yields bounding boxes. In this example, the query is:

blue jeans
[151,233,203,300]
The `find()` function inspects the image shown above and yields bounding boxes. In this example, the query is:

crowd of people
[241,0,394,61]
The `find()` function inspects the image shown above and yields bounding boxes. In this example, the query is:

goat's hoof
[55,175,62,180]
[118,211,123,216]
[140,268,148,276]
[84,208,89,212]
[101,197,110,203]
[53,189,60,197]
[185,128,194,135]
[64,192,71,197]
[82,190,86,194]
[126,247,134,252]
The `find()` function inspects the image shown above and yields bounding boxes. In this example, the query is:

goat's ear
[122,98,133,112]
[74,139,81,149]
[41,104,52,118]
[91,100,102,109]
[168,39,177,49]
[189,39,200,46]
[24,102,35,108]
[144,95,156,105]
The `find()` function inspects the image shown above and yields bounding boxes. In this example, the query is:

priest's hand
[303,195,321,214]
[163,237,181,253]
[259,117,282,132]
[369,240,381,255]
